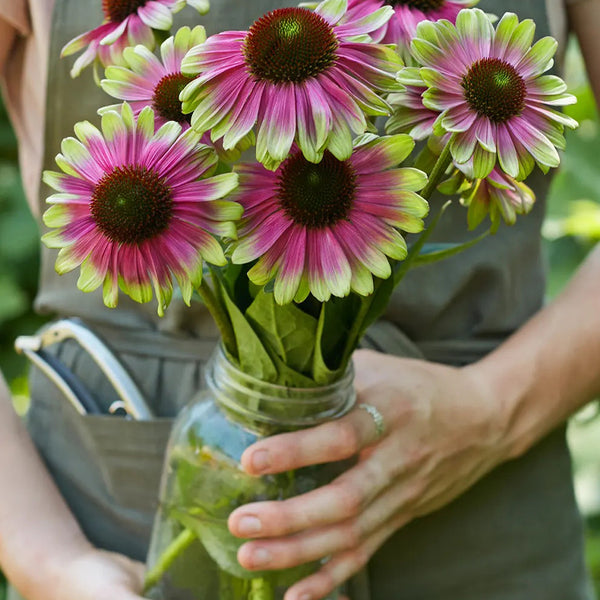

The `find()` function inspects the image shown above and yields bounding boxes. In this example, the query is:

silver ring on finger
[357,402,386,440]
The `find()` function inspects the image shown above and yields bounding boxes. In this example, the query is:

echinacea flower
[344,0,479,59]
[99,26,254,162]
[459,166,535,232]
[180,0,402,170]
[100,26,207,128]
[42,103,241,315]
[230,134,428,304]
[61,0,209,78]
[412,9,577,180]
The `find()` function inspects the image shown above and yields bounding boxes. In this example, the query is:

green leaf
[413,233,491,267]
[246,290,317,375]
[221,286,278,382]
[312,298,359,384]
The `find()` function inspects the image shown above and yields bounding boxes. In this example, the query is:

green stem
[249,576,275,600]
[143,528,196,593]
[197,277,237,355]
[339,280,382,366]
[339,135,457,363]
[392,200,451,287]
[419,133,456,201]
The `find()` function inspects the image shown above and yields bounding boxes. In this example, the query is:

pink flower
[42,104,241,315]
[61,0,208,78]
[230,135,428,304]
[100,26,207,128]
[180,0,401,170]
[459,166,535,231]
[412,9,577,179]
[344,0,479,59]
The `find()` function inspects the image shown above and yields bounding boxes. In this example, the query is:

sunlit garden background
[1,38,600,598]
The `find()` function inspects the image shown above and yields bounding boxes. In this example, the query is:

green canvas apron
[9,0,594,598]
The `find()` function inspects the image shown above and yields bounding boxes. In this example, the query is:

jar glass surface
[145,347,355,600]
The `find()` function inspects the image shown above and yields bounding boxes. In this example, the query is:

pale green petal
[381,229,407,261]
[101,110,128,142]
[137,105,156,141]
[394,167,428,192]
[97,103,123,116]
[74,120,104,147]
[120,102,135,132]
[315,0,347,25]
[350,6,394,34]
[248,257,278,285]
[506,19,536,58]
[78,256,108,293]
[41,229,68,249]
[372,133,415,165]
[104,65,138,83]
[55,154,82,178]
[186,0,210,14]
[455,8,494,43]
[493,12,519,55]
[396,67,423,87]
[471,145,496,179]
[43,170,80,192]
[326,118,353,161]
[519,37,557,77]
[43,205,72,227]
[150,277,173,318]
[55,246,84,273]
[102,271,120,309]
[124,44,161,75]
[465,187,488,230]
[45,192,87,205]
[531,74,567,96]
[199,234,227,265]
[206,173,240,201]
[349,262,374,297]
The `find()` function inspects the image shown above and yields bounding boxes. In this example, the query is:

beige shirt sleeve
[0,1,30,73]
[0,0,52,218]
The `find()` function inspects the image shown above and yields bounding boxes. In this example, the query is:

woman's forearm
[473,244,600,458]
[0,373,92,600]
[568,0,600,106]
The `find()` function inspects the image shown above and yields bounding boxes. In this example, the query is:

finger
[230,446,396,539]
[283,513,408,600]
[241,404,390,476]
[235,468,417,571]
[237,521,357,571]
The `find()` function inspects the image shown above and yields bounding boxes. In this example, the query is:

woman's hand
[228,349,512,600]
[48,547,146,600]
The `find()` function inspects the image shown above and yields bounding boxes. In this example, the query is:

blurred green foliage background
[0,39,600,600]
[0,99,47,397]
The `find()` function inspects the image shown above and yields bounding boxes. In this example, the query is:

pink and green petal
[273,228,307,305]
[137,1,174,30]
[315,0,348,26]
[352,134,416,173]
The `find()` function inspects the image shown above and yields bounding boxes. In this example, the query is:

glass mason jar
[144,346,356,600]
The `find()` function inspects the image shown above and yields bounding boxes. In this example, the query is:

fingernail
[299,594,312,600]
[252,548,272,567]
[238,515,262,535]
[251,449,270,472]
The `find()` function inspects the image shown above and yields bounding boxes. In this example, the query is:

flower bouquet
[44,0,577,598]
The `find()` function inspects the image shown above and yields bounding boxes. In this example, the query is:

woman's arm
[226,245,600,600]
[225,11,600,600]
[568,0,600,103]
[0,373,146,600]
